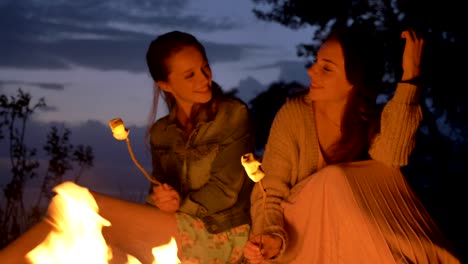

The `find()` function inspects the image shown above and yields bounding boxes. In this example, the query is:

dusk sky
[0,0,313,199]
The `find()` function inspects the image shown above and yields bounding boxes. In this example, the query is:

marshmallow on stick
[241,153,265,182]
[241,152,267,249]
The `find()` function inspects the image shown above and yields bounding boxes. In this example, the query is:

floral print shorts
[175,213,250,264]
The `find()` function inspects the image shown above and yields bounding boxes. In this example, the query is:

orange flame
[26,182,180,264]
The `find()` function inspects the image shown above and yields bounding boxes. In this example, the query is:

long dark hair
[144,31,225,144]
[326,21,385,163]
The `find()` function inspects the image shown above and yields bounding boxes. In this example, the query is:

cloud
[276,61,309,85]
[229,76,266,104]
[0,80,66,91]
[0,80,64,113]
[0,0,261,72]
[246,60,310,86]
[203,41,265,64]
[39,105,59,112]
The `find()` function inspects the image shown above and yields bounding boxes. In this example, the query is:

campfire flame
[26,182,180,264]
[152,237,179,264]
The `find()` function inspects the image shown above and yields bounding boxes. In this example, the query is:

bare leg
[0,186,178,264]
[0,220,53,264]
[91,191,178,264]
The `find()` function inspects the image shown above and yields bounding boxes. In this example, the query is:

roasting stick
[241,153,266,255]
[109,118,161,186]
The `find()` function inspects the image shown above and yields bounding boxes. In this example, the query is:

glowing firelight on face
[26,181,180,264]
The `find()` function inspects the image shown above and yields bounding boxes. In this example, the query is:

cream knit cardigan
[250,82,422,255]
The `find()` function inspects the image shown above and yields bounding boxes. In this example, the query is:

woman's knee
[316,165,348,185]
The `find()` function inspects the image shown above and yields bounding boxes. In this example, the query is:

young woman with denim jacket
[140,31,255,263]
[0,31,254,264]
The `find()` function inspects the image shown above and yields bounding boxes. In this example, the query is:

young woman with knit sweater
[243,22,461,263]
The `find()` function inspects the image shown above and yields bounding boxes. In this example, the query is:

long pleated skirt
[276,160,460,264]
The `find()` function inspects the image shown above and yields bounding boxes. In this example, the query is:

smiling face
[307,37,353,104]
[157,45,213,114]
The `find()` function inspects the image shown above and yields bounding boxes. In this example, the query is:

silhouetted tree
[72,145,94,184]
[0,89,44,246]
[29,126,94,225]
[35,126,74,208]
[249,81,305,152]
[0,89,94,249]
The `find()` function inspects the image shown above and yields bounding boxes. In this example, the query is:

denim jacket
[149,97,254,233]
